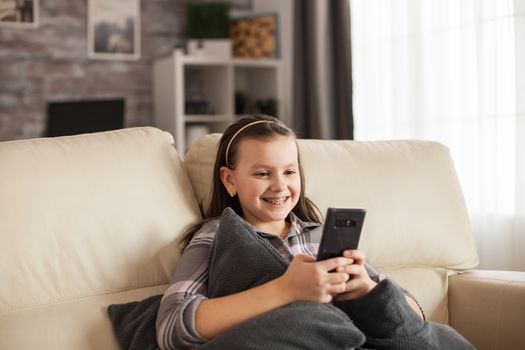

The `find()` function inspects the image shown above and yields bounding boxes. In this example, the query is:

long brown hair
[180,114,322,251]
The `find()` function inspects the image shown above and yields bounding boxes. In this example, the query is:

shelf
[178,52,282,68]
[232,58,282,68]
[181,56,230,66]
[154,50,284,154]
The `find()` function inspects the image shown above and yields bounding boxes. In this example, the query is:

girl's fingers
[342,250,366,265]
[317,257,354,271]
[327,282,347,295]
[342,278,361,291]
[339,264,366,275]
[326,272,350,284]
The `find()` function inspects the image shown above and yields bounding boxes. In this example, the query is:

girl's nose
[270,176,286,191]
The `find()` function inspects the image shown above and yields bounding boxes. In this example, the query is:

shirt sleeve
[156,221,218,350]
[364,262,386,283]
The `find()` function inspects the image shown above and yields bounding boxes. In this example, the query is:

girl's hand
[333,250,377,301]
[278,254,353,304]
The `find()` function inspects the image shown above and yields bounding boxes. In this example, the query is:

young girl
[156,115,471,350]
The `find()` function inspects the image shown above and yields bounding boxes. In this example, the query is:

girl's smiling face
[220,136,301,235]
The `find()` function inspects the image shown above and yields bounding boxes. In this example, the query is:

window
[350,0,525,271]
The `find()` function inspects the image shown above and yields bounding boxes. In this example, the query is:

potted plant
[186,1,231,58]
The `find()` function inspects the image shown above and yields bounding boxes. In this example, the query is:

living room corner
[1,1,524,350]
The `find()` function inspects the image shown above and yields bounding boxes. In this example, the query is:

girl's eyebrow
[249,162,298,169]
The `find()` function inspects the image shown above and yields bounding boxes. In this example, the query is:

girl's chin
[265,208,294,222]
[254,208,289,221]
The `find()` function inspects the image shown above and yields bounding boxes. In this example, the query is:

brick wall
[0,0,186,141]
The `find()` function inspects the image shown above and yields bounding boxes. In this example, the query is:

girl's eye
[285,170,297,175]
[255,172,270,177]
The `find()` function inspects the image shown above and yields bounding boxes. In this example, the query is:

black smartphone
[316,208,366,261]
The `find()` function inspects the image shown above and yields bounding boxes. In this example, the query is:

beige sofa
[0,127,524,350]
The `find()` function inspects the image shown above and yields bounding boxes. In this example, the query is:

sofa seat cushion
[380,267,450,324]
[0,284,166,350]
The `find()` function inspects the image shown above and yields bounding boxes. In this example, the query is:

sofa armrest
[448,270,525,350]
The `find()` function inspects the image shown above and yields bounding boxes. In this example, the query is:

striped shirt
[156,213,384,350]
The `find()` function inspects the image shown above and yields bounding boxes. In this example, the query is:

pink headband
[225,120,279,167]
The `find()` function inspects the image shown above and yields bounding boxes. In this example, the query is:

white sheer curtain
[350,0,525,271]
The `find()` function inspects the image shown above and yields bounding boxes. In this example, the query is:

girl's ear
[219,166,236,196]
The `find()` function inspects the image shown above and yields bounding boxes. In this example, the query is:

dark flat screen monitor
[45,99,125,137]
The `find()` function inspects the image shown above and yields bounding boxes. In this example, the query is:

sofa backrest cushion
[184,134,479,323]
[0,127,201,314]
[184,134,478,271]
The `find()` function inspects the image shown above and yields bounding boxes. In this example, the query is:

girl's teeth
[265,198,287,205]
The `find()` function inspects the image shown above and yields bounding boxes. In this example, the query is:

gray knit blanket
[197,207,365,349]
[197,207,475,350]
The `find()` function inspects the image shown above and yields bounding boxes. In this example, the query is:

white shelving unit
[153,50,285,154]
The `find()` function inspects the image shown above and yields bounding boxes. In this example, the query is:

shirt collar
[251,212,320,239]
[287,212,320,238]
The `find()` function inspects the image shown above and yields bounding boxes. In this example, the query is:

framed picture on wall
[87,0,140,60]
[0,0,38,28]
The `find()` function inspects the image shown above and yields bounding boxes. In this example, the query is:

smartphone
[316,208,366,261]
